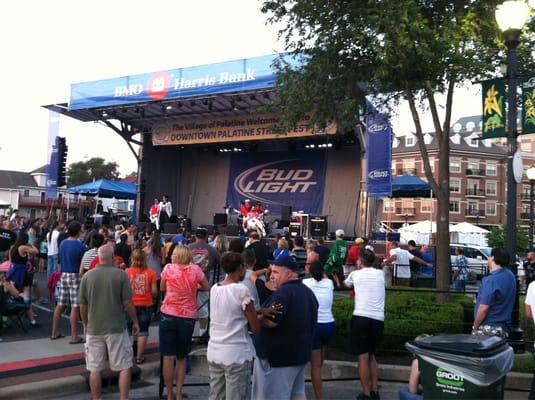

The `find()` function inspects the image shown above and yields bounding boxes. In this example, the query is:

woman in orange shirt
[125,249,158,364]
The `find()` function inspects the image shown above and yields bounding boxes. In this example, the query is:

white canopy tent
[450,222,489,246]
[398,221,439,245]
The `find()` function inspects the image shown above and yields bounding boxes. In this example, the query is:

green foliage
[487,224,529,253]
[332,290,469,353]
[67,157,120,186]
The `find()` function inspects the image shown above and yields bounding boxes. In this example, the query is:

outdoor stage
[45,53,366,237]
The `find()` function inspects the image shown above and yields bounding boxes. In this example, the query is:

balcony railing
[465,209,485,218]
[466,168,485,177]
[465,188,485,197]
[521,212,533,220]
[521,193,532,201]
[395,207,416,216]
[396,168,417,175]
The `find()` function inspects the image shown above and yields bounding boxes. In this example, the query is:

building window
[486,162,497,176]
[23,189,29,197]
[449,159,461,173]
[485,181,497,196]
[402,159,415,175]
[449,179,461,193]
[485,202,497,216]
[383,199,394,213]
[467,160,479,171]
[449,199,460,213]
[405,136,415,146]
[421,199,432,213]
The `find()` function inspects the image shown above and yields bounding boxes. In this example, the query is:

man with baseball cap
[324,229,348,289]
[252,254,318,400]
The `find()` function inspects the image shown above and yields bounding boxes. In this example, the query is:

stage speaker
[310,217,328,239]
[163,223,178,234]
[289,223,301,237]
[280,205,292,227]
[226,224,241,237]
[213,213,228,226]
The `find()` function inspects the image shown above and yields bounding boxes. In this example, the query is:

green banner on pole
[481,78,506,138]
[522,76,535,135]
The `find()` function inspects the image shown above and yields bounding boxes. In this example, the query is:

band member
[159,195,172,227]
[240,200,252,230]
[149,198,160,230]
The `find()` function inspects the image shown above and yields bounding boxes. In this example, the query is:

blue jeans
[127,306,152,336]
[47,254,58,279]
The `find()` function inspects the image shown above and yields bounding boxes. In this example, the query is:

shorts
[85,330,133,372]
[252,357,306,400]
[197,291,209,319]
[312,321,336,350]
[57,273,81,307]
[159,313,195,358]
[351,315,384,356]
[127,306,152,336]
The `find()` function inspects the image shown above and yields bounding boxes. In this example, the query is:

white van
[449,243,492,280]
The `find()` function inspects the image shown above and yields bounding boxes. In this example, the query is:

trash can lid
[409,334,508,357]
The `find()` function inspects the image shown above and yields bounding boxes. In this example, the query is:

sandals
[50,334,65,340]
[69,337,85,344]
[135,357,145,364]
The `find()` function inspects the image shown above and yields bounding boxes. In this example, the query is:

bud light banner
[226,151,327,214]
[366,114,392,197]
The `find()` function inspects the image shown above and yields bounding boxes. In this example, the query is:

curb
[2,354,531,398]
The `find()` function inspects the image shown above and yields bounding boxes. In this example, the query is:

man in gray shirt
[79,245,139,400]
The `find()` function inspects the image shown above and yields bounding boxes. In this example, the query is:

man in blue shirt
[51,221,87,343]
[252,254,318,400]
[473,247,516,338]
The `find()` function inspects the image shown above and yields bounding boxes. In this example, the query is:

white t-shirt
[302,277,335,323]
[207,283,255,365]
[47,230,60,256]
[525,281,535,327]
[344,267,385,321]
[389,247,414,278]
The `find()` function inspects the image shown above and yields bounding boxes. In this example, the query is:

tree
[67,157,120,186]
[488,225,529,253]
[261,0,535,292]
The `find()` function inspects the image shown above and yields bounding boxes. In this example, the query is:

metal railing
[465,188,485,197]
[465,209,485,217]
[395,207,416,215]
[465,168,485,177]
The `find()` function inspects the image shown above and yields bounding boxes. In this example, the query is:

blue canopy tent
[69,179,136,199]
[391,175,433,198]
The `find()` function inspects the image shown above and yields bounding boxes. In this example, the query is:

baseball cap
[335,229,345,237]
[195,227,208,238]
[267,254,299,272]
[355,237,365,245]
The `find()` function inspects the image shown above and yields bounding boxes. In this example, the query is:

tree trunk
[436,134,451,293]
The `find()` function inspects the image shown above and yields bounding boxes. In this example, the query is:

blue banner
[69,54,286,110]
[45,111,60,199]
[226,151,327,214]
[366,113,392,197]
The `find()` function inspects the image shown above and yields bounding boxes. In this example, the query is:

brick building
[378,116,535,230]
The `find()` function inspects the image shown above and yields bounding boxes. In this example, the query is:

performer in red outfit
[149,198,160,230]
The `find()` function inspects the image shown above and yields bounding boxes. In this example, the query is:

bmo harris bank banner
[226,151,327,214]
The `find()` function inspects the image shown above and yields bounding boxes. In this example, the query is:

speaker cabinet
[280,205,292,227]
[213,213,228,226]
[310,217,328,239]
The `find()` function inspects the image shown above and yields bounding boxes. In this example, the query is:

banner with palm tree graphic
[482,78,506,138]
[522,77,535,135]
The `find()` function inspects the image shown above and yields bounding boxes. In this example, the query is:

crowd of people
[0,212,526,399]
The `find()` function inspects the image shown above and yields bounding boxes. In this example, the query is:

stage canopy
[69,179,136,200]
[391,175,432,198]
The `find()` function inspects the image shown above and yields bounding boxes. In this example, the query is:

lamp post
[496,0,529,351]
[527,166,535,249]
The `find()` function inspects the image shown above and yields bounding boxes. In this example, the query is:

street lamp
[496,0,529,351]
[527,166,535,249]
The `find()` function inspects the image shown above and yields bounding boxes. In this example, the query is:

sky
[0,0,482,177]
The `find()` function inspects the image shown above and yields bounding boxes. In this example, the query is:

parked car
[449,243,492,280]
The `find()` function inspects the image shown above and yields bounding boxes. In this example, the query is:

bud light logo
[234,159,318,205]
[368,169,389,180]
[368,122,388,133]
[147,71,170,100]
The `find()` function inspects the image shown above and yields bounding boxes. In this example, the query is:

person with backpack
[452,247,468,291]
[324,229,348,289]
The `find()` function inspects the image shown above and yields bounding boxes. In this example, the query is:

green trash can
[406,334,513,400]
